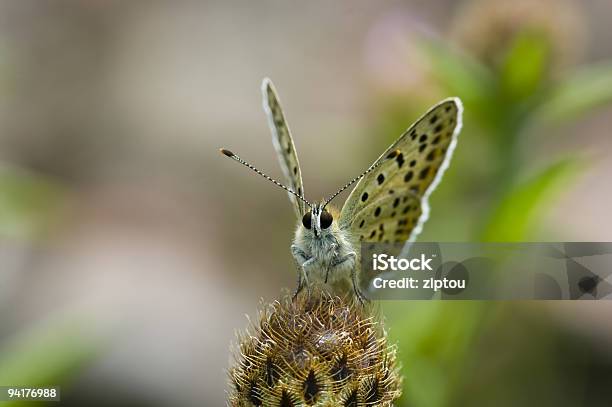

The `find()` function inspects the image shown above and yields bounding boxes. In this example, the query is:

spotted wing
[339,98,462,243]
[262,78,306,218]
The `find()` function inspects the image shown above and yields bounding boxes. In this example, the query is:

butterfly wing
[262,78,306,218]
[339,98,462,243]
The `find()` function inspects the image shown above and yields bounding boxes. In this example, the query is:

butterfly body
[291,203,361,296]
[221,78,462,302]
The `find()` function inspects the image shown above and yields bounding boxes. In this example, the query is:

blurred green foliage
[0,317,102,407]
[0,165,65,240]
[0,167,98,403]
[376,17,612,407]
[481,157,582,241]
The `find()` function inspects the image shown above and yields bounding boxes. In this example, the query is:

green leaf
[535,61,612,123]
[481,158,582,241]
[500,32,550,102]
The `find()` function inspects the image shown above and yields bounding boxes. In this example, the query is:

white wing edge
[400,97,463,257]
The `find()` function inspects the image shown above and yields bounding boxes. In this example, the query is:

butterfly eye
[302,211,312,229]
[320,210,333,229]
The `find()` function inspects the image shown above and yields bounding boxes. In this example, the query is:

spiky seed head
[228,291,402,406]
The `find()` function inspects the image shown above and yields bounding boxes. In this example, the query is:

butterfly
[220,78,462,302]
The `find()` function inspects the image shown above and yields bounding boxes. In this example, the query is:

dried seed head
[228,291,401,406]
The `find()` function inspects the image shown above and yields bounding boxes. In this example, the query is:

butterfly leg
[291,245,313,300]
[350,263,369,305]
[325,243,338,284]
[292,259,306,300]
[331,251,368,304]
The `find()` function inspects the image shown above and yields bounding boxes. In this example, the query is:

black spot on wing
[426,149,437,162]
[419,166,430,180]
[377,173,385,185]
[396,153,405,168]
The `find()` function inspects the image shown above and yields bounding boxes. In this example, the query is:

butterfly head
[301,203,337,238]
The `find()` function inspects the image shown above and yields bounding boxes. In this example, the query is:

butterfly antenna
[322,149,399,208]
[219,148,312,208]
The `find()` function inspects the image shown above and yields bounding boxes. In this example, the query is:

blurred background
[1,0,612,406]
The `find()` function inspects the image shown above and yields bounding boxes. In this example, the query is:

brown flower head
[228,291,401,406]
